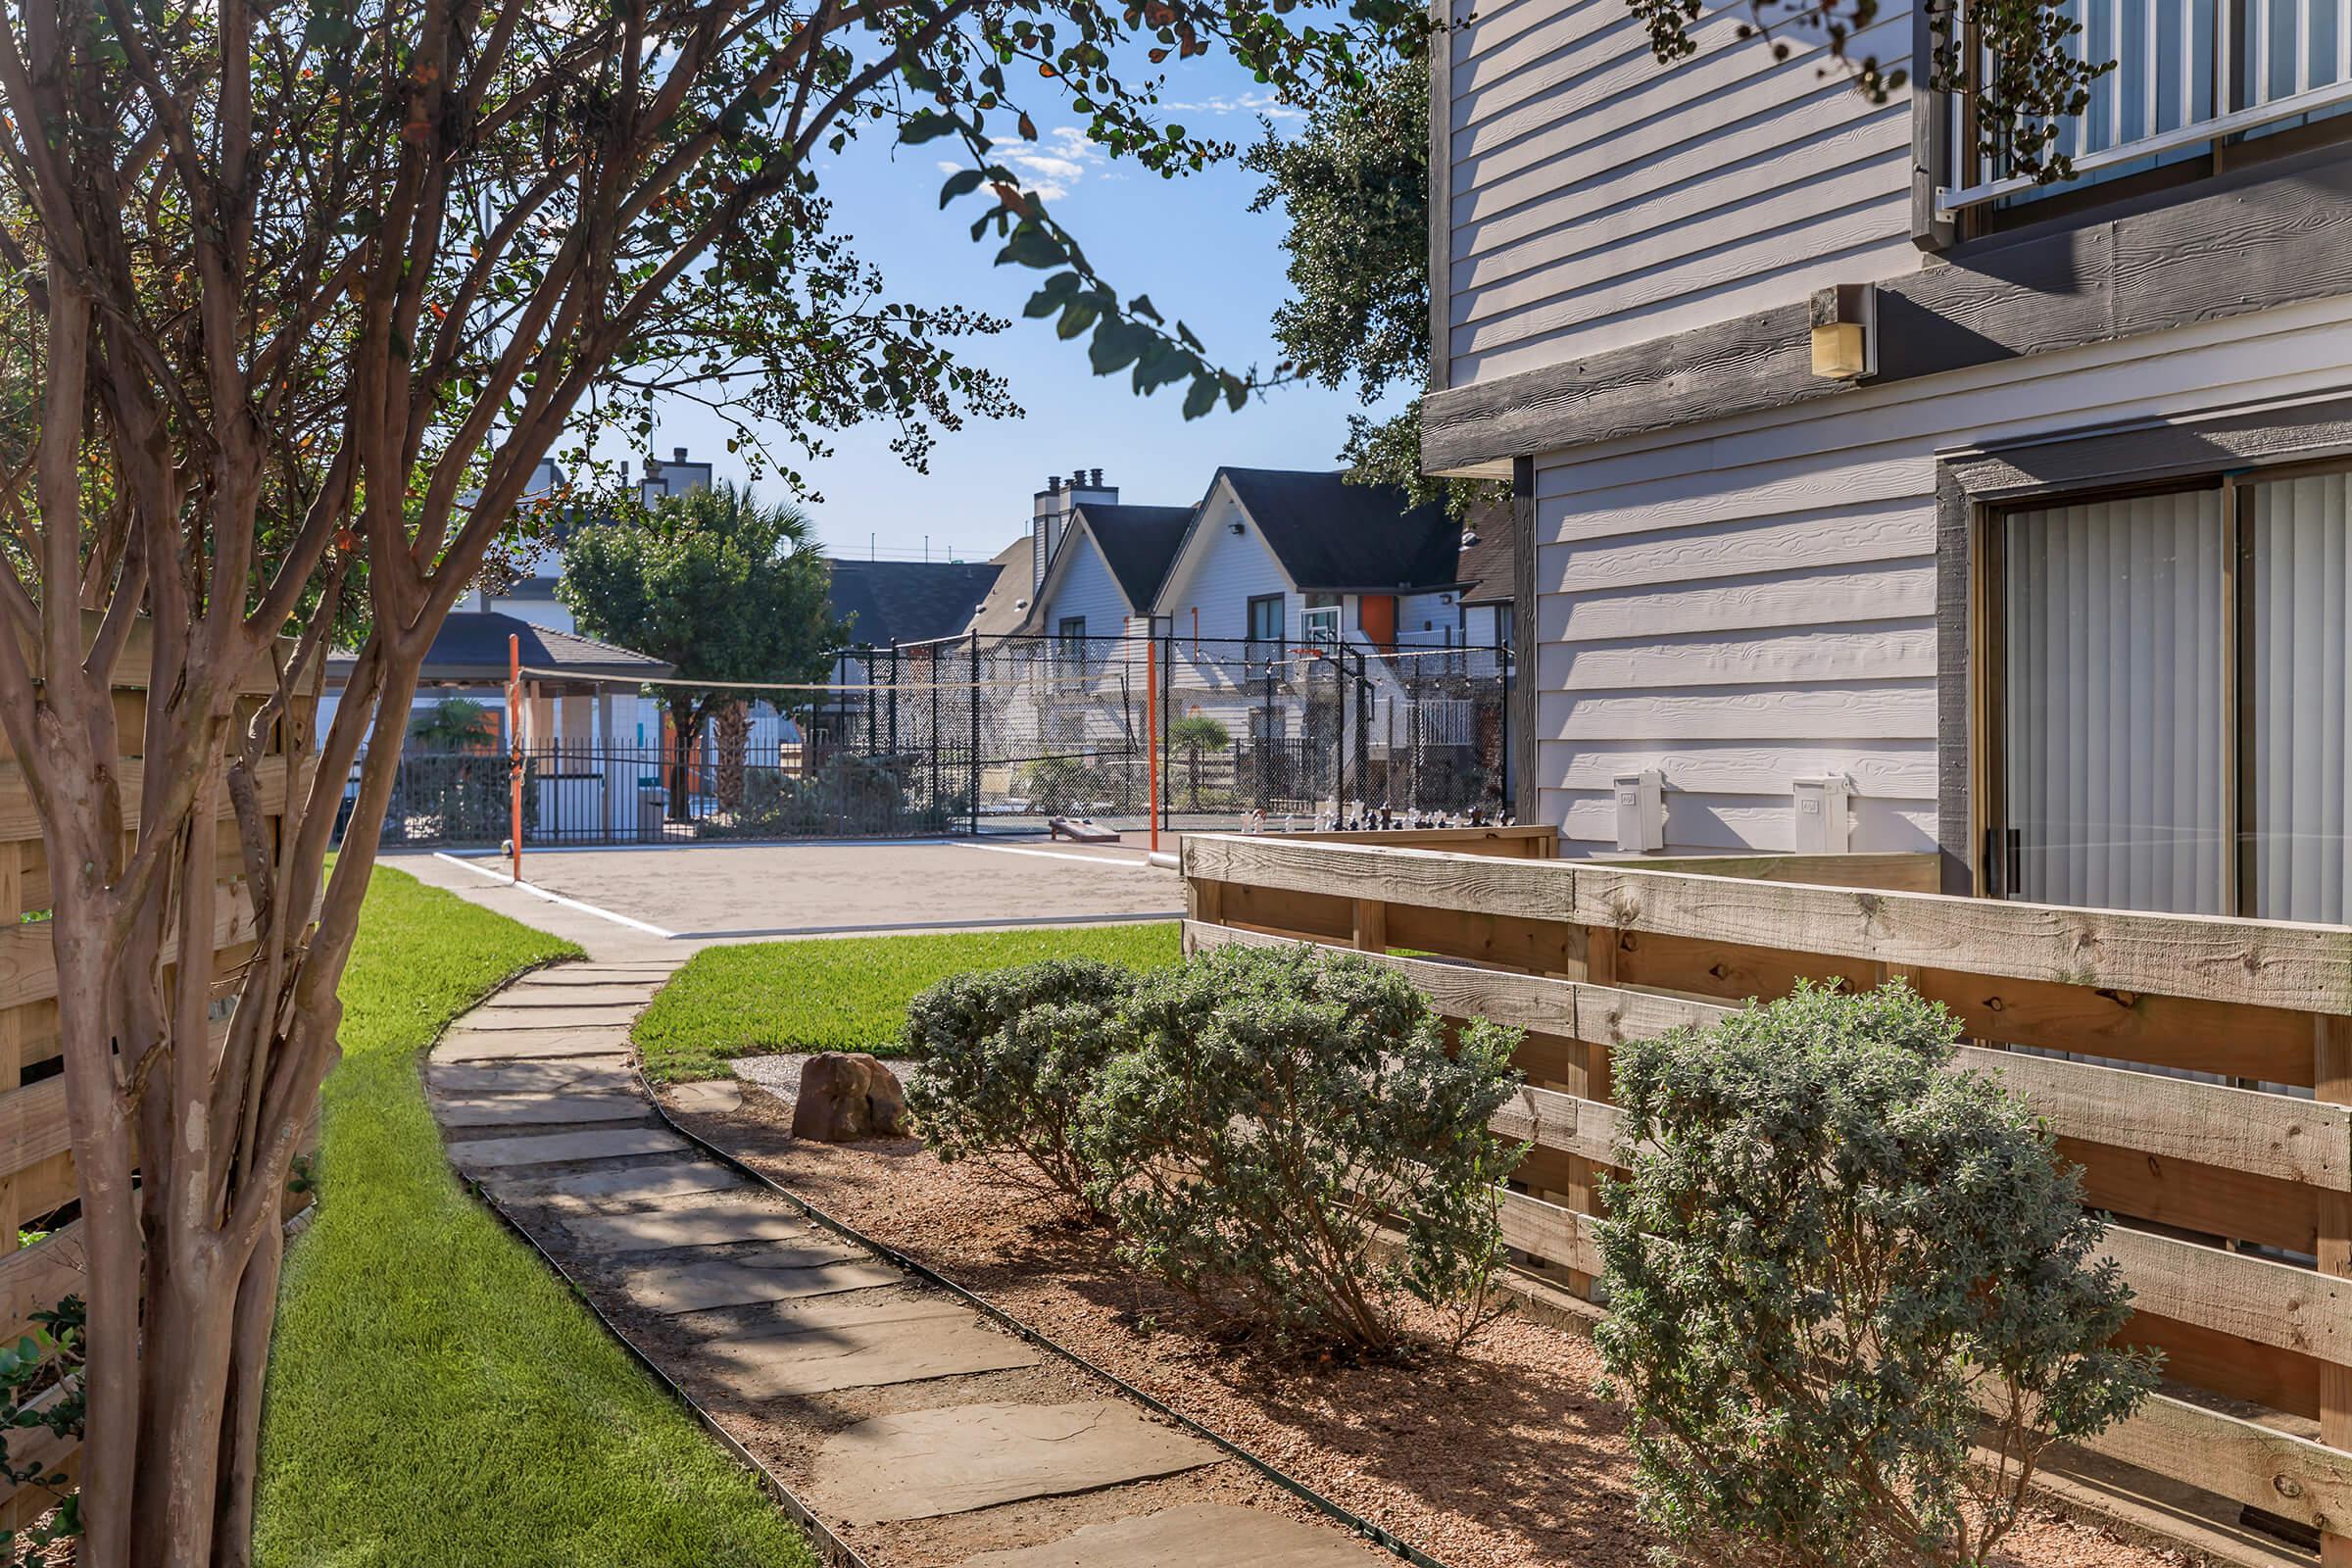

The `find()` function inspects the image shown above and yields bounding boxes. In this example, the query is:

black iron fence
[348,632,1513,848]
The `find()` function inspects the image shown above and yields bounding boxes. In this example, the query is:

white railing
[1938,0,2352,216]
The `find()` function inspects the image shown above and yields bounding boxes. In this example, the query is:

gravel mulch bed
[662,1072,2194,1568]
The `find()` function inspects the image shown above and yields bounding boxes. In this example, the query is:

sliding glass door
[1989,465,2352,924]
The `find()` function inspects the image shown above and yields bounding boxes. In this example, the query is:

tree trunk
[666,700,697,822]
[714,702,749,811]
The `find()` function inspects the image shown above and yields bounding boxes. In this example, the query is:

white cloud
[1158,88,1302,122]
[991,125,1111,201]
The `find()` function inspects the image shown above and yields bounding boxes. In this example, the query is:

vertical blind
[2001,489,2228,914]
[2248,470,2352,923]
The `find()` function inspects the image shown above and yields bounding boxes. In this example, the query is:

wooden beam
[1421,144,2352,471]
[2318,1015,2352,1565]
[1958,1045,2352,1190]
[2073,1390,2352,1536]
[1598,851,1941,893]
[1191,835,2352,1013]
[0,1079,69,1184]
[2099,1223,2352,1368]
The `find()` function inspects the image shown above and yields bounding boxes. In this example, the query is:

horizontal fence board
[1185,837,2352,1014]
[0,1080,69,1184]
[0,755,312,849]
[1595,851,1941,893]
[2066,1137,2317,1256]
[1958,1046,2352,1191]
[0,1224,83,1341]
[1569,862,2352,1017]
[2100,1224,2352,1367]
[2121,1311,2321,1419]
[2076,1390,2352,1531]
[1264,824,1557,858]
[0,891,258,1013]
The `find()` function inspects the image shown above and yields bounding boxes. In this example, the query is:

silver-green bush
[1082,943,1523,1351]
[902,958,1139,1222]
[1594,980,2159,1568]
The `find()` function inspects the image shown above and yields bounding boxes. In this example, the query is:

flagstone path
[420,923,1392,1568]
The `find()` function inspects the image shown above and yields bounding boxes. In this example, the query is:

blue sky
[636,50,1400,564]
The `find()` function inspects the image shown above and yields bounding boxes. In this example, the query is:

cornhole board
[1049,816,1120,845]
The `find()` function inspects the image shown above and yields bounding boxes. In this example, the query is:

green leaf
[1054,300,1100,341]
[899,109,957,145]
[937,168,984,207]
[1182,374,1218,420]
[1087,319,1144,375]
[996,225,1067,270]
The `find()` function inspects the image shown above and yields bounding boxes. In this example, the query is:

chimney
[1090,467,1103,488]
[673,446,688,462]
[1048,474,1061,494]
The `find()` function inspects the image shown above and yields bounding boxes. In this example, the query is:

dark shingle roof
[1073,503,1194,609]
[827,558,1003,647]
[968,537,1038,640]
[1454,497,1515,606]
[1217,468,1461,592]
[327,611,674,686]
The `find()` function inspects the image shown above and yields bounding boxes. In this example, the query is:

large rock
[791,1053,908,1142]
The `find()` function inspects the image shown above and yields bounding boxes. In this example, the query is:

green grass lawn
[255,863,817,1568]
[633,922,1183,1083]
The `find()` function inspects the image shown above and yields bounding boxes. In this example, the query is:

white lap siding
[1037,534,1135,642]
[1444,0,1916,384]
[1535,294,2352,856]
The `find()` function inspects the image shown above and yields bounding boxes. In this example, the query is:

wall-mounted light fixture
[1809,282,1877,381]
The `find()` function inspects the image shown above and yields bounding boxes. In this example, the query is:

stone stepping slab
[495,985,664,1006]
[955,1504,1390,1567]
[617,1252,903,1314]
[805,1400,1222,1525]
[464,1003,646,1028]
[437,1027,636,1062]
[446,1126,689,1171]
[560,1205,834,1254]
[696,1311,1041,1398]
[482,1159,747,1207]
[429,1057,637,1095]
[431,1092,652,1128]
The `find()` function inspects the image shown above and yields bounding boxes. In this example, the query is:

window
[1984,465,2352,921]
[1055,614,1087,685]
[1938,0,2352,230]
[1056,614,1086,648]
[1301,594,1341,649]
[1246,594,1285,662]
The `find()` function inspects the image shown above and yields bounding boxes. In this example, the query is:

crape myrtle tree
[0,0,1432,1563]
[558,483,845,817]
[1248,0,2112,516]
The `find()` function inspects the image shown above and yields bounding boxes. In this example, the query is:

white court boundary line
[431,852,679,938]
[947,841,1166,869]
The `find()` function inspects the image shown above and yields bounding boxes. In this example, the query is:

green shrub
[903,958,1141,1221]
[1594,981,2158,1568]
[1082,943,1522,1351]
[0,1294,82,1566]
[1017,755,1113,815]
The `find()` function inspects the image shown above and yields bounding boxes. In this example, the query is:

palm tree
[409,697,495,752]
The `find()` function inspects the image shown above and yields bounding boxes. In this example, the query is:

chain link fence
[347,632,1513,847]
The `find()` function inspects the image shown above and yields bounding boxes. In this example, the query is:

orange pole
[508,633,523,883]
[1145,632,1160,855]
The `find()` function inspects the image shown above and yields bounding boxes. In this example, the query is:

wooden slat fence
[1182,833,2352,1555]
[0,631,315,1527]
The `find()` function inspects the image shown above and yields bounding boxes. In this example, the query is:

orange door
[1357,594,1396,648]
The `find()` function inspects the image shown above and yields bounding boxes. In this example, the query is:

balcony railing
[1938,0,2352,217]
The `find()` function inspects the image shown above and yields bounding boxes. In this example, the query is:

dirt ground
[419,837,1186,939]
[663,1080,2195,1568]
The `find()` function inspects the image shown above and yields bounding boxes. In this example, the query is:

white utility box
[1790,776,1854,855]
[1612,769,1665,853]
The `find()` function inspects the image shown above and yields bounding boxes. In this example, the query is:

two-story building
[1432,0,2352,919]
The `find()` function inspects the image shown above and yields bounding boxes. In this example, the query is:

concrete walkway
[410,858,1389,1568]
